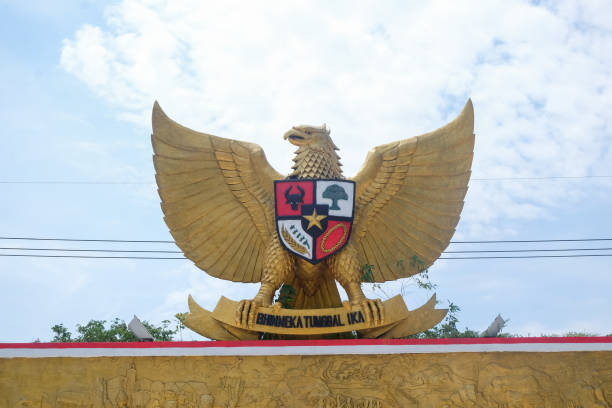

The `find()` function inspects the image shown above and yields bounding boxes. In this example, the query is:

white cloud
[60,0,612,239]
[154,262,259,318]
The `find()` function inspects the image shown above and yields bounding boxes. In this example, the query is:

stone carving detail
[101,363,214,408]
[220,377,243,408]
[2,352,611,407]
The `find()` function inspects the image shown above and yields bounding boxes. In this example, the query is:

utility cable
[0,181,154,184]
[2,236,612,244]
[1,176,611,184]
[444,247,612,253]
[0,254,184,259]
[0,237,174,243]
[2,246,612,254]
[439,254,612,259]
[0,247,182,253]
[470,176,612,181]
[450,238,612,244]
[2,253,612,260]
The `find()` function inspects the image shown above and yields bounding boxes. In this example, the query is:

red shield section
[275,180,314,216]
[315,220,351,261]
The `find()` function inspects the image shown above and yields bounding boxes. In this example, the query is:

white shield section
[316,181,354,218]
[278,219,313,258]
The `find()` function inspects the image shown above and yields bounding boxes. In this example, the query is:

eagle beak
[282,129,293,140]
[284,127,308,145]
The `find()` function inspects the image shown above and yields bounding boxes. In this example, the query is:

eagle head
[283,124,333,148]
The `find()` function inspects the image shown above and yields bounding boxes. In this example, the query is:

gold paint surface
[2,351,611,407]
[185,295,447,340]
[151,100,475,323]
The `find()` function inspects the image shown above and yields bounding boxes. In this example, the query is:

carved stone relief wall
[2,352,611,408]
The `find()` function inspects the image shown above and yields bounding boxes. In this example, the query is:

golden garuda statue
[151,100,474,340]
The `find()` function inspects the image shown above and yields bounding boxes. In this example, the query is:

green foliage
[413,269,437,291]
[77,319,136,342]
[360,263,390,298]
[361,263,374,283]
[144,319,175,341]
[174,313,187,326]
[174,313,187,341]
[50,318,176,342]
[275,284,297,309]
[538,331,601,337]
[50,324,72,343]
[407,302,480,339]
[395,256,437,295]
[563,331,599,337]
[409,255,425,271]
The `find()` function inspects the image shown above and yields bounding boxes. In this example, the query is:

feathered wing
[351,99,474,282]
[151,102,283,283]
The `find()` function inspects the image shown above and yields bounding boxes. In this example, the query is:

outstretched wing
[351,99,474,282]
[151,102,283,282]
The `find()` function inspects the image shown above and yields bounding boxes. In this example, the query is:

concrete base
[1,338,611,407]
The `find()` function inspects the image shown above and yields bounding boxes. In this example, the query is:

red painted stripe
[1,337,611,349]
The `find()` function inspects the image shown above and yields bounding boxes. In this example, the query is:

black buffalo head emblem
[285,185,305,210]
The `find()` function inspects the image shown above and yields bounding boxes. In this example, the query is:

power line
[2,253,612,260]
[0,254,184,259]
[3,236,612,244]
[0,247,182,253]
[445,247,612,253]
[470,176,612,181]
[0,181,154,185]
[450,238,612,244]
[1,176,611,184]
[2,246,611,254]
[0,237,174,243]
[439,254,612,259]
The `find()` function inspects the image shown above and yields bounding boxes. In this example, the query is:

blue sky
[1,0,611,342]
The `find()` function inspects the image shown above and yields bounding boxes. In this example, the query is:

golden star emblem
[303,208,327,230]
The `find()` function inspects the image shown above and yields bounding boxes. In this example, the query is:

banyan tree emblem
[275,179,355,263]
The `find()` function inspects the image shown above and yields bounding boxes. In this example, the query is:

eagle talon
[359,299,384,327]
[376,298,385,325]
[248,301,259,328]
[235,300,246,326]
[236,299,263,328]
[359,300,371,326]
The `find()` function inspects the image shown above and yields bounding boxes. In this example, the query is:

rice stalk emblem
[281,226,308,254]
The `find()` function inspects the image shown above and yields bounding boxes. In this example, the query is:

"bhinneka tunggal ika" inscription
[256,311,366,329]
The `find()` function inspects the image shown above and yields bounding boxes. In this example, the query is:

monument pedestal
[2,338,611,407]
[184,294,448,340]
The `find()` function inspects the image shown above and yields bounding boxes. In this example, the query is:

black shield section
[300,204,329,239]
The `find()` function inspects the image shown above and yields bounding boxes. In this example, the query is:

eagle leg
[235,236,295,327]
[327,245,384,327]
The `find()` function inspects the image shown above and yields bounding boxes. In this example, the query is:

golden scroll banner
[184,294,448,340]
